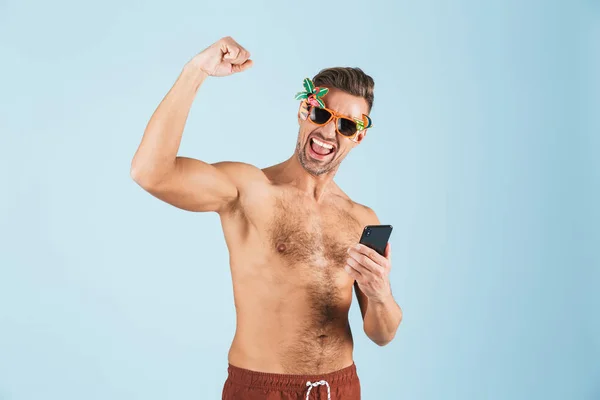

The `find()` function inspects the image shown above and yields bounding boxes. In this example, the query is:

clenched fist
[189,36,253,77]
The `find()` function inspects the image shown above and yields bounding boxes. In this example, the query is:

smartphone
[359,225,393,256]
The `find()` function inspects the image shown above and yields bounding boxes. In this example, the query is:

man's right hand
[189,36,253,77]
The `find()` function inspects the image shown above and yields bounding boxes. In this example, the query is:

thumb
[384,242,392,261]
[231,59,253,73]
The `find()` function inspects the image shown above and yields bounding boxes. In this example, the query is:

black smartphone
[359,225,393,256]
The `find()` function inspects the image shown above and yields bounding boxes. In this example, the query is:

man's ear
[298,100,309,124]
[354,129,368,144]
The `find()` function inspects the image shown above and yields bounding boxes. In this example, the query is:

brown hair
[312,67,375,112]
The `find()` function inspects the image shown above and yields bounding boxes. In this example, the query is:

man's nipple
[276,242,287,253]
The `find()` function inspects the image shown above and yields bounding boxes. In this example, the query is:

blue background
[1,0,598,399]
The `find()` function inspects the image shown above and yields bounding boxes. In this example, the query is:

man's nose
[321,118,337,140]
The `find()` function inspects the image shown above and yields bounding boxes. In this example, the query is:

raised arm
[130,37,253,213]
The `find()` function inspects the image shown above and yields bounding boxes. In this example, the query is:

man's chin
[298,151,335,176]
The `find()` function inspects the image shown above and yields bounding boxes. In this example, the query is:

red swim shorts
[222,362,361,399]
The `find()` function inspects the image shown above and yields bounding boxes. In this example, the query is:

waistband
[227,362,358,391]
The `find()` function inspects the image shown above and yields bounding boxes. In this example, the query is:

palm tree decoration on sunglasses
[295,78,329,109]
[294,78,373,132]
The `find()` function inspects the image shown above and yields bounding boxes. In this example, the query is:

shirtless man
[130,37,403,399]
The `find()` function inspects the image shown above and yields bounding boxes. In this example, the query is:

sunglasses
[303,104,372,142]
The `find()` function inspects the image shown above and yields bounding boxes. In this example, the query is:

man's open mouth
[309,137,335,157]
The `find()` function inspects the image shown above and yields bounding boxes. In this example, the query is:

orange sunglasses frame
[300,103,369,142]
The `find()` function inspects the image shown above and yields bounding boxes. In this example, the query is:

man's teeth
[312,138,334,150]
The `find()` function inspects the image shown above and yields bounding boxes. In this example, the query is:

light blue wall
[1,0,598,399]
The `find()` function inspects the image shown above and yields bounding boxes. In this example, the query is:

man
[130,36,402,399]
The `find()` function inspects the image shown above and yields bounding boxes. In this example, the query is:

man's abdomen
[228,289,355,375]
[228,323,354,375]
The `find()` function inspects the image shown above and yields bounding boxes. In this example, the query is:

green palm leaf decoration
[355,114,373,131]
[294,78,329,108]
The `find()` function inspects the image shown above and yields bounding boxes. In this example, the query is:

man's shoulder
[213,161,270,185]
[332,187,379,225]
[350,201,380,226]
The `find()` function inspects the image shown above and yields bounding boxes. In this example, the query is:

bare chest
[267,197,363,272]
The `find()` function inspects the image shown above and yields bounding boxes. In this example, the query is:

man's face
[295,88,370,176]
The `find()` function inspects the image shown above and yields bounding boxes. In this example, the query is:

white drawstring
[305,379,331,400]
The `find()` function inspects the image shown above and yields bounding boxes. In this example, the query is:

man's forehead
[322,87,369,117]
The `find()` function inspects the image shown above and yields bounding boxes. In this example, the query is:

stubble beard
[295,136,338,177]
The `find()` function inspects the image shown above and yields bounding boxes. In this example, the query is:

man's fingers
[237,49,251,63]
[348,251,377,273]
[223,44,250,64]
[347,256,386,284]
[222,45,239,61]
[353,244,389,269]
[344,264,362,281]
[385,242,392,261]
[231,59,253,73]
[348,247,386,275]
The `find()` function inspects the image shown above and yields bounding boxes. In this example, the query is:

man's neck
[273,154,339,202]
